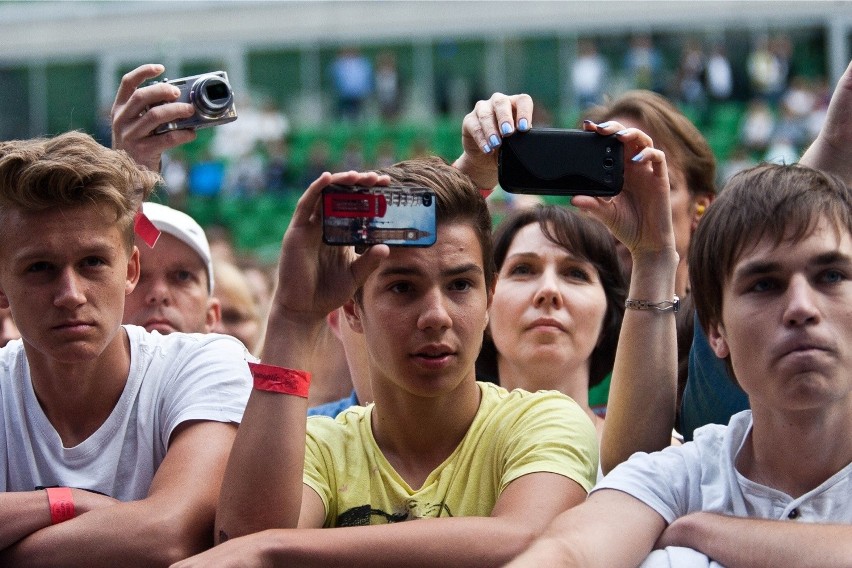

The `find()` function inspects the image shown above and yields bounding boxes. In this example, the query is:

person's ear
[342,298,364,334]
[205,297,222,331]
[707,321,730,359]
[126,246,141,295]
[692,195,712,231]
[327,307,343,340]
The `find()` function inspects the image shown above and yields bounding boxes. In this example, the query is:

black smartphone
[498,129,624,196]
[322,185,437,247]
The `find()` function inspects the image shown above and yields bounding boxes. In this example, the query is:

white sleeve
[592,442,705,524]
[156,334,252,447]
[640,547,727,568]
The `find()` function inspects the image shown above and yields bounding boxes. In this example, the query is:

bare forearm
[663,512,852,568]
[799,137,852,187]
[263,516,540,568]
[215,390,308,539]
[216,312,317,539]
[1,499,209,567]
[799,60,852,185]
[0,492,53,551]
[601,251,679,474]
[452,154,497,193]
[508,491,665,568]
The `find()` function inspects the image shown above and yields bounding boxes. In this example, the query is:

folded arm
[1,420,236,567]
[506,489,667,568]
[657,512,852,568]
[0,488,118,551]
[178,469,586,568]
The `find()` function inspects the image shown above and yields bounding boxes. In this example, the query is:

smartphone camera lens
[603,157,615,170]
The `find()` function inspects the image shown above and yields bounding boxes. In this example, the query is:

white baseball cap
[141,202,215,294]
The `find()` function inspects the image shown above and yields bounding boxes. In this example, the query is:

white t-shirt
[595,410,852,567]
[0,325,251,501]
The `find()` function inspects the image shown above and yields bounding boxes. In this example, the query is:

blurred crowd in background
[125,30,829,268]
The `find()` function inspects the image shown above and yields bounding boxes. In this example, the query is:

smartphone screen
[322,185,437,247]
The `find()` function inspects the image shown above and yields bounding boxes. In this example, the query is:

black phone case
[498,129,624,196]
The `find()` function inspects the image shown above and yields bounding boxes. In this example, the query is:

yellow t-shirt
[304,381,598,527]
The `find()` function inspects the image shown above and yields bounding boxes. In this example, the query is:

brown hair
[374,156,495,289]
[0,131,160,250]
[479,205,626,387]
[585,90,716,199]
[690,162,852,341]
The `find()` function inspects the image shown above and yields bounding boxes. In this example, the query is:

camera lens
[192,75,233,117]
[603,157,615,170]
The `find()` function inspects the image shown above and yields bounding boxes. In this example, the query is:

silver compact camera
[154,71,238,134]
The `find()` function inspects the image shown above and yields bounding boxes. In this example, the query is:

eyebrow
[505,250,589,263]
[733,251,852,280]
[14,242,118,264]
[377,262,483,279]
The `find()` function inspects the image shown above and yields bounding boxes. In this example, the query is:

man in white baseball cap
[123,201,221,334]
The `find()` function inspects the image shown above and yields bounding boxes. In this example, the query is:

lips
[411,344,457,369]
[774,335,835,367]
[143,318,177,333]
[777,335,832,356]
[52,319,96,336]
[53,319,94,330]
[414,344,454,358]
[526,317,566,332]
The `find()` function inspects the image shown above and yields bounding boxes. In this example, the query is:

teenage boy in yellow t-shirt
[172,101,677,565]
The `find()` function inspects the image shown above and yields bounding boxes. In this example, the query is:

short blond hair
[0,131,160,250]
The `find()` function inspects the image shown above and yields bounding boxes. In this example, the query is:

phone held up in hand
[498,129,624,196]
[322,185,437,247]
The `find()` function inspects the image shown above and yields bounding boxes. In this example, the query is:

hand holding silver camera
[153,71,238,134]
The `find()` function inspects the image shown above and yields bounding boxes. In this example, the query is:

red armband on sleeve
[248,362,311,398]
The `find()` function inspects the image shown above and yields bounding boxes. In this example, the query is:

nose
[417,288,453,332]
[533,268,564,309]
[143,275,172,306]
[54,268,87,310]
[783,274,820,327]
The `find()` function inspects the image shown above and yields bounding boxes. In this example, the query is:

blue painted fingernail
[501,122,513,135]
[489,134,501,148]
[483,143,492,154]
[519,118,529,131]
[583,119,594,125]
[597,121,611,129]
[631,151,644,162]
[615,129,628,136]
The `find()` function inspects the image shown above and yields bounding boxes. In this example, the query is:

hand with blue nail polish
[455,92,534,192]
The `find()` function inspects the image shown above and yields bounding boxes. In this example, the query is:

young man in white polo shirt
[508,162,852,568]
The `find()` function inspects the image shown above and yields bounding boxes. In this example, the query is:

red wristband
[46,487,75,524]
[249,362,311,398]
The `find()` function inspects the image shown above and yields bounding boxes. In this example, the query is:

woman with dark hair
[476,205,627,439]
